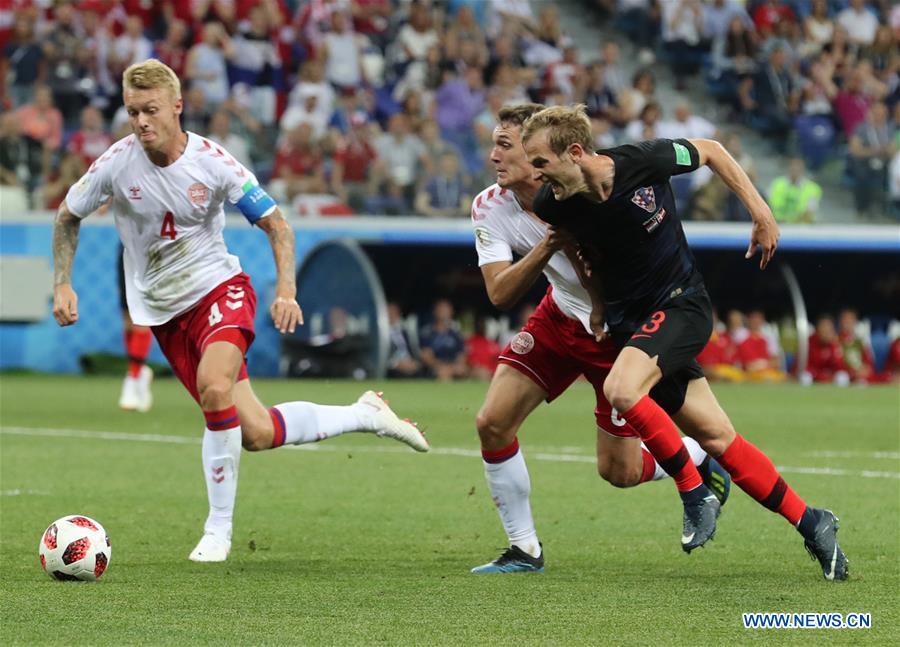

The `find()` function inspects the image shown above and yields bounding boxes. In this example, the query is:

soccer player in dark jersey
[520,105,847,581]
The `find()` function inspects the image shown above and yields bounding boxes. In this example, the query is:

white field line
[2,426,899,480]
[803,450,900,460]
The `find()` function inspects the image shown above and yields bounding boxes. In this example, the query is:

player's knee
[597,458,639,488]
[603,374,638,414]
[475,409,516,449]
[197,378,233,411]
[239,413,274,452]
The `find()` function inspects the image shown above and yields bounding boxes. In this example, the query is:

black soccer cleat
[800,508,848,581]
[681,486,721,553]
[470,544,545,573]
[698,456,731,507]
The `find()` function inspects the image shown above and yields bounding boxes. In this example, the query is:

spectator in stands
[703,0,752,43]
[154,19,189,79]
[435,64,486,174]
[737,309,787,382]
[583,62,620,123]
[371,113,426,214]
[711,15,759,111]
[4,14,44,108]
[690,130,757,220]
[351,0,392,51]
[848,100,895,216]
[598,41,628,96]
[67,106,112,169]
[16,85,62,198]
[884,337,900,383]
[331,111,378,212]
[725,309,749,346]
[751,0,798,40]
[415,151,471,218]
[742,41,800,151]
[661,99,718,140]
[698,310,744,382]
[591,115,616,150]
[394,0,439,71]
[625,101,663,141]
[181,86,212,135]
[207,110,252,168]
[660,0,706,90]
[111,15,153,79]
[397,88,429,135]
[802,315,850,385]
[864,26,895,76]
[281,86,330,139]
[0,112,22,186]
[186,21,232,110]
[42,2,92,127]
[837,308,876,383]
[799,0,835,58]
[833,66,874,139]
[768,157,822,224]
[43,151,84,210]
[418,119,458,175]
[271,123,327,202]
[837,0,879,48]
[616,0,660,63]
[322,9,364,91]
[466,316,501,380]
[419,298,467,382]
[617,68,656,126]
[230,5,283,128]
[444,4,489,67]
[287,61,336,124]
[387,302,423,378]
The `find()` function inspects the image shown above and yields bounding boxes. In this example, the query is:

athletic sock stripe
[269,407,286,448]
[204,406,240,431]
[482,438,520,464]
[658,446,690,477]
[761,476,788,511]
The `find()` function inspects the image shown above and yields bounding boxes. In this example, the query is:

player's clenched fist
[53,284,79,326]
[270,296,303,334]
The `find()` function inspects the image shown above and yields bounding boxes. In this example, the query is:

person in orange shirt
[737,310,787,382]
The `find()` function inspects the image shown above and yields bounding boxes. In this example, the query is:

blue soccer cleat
[698,456,731,507]
[470,545,544,573]
[800,508,848,581]
[681,485,720,553]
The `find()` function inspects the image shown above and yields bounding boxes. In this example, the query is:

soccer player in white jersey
[469,104,731,573]
[51,59,428,563]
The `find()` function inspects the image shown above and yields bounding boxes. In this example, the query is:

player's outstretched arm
[52,201,81,326]
[690,138,779,269]
[257,207,303,334]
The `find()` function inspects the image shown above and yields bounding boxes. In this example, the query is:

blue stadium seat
[794,115,835,171]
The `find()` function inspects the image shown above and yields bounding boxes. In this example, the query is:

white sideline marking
[2,426,899,480]
[1,489,50,496]
[804,450,900,460]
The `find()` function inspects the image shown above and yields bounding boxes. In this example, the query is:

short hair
[521,104,593,154]
[497,103,545,128]
[123,59,181,100]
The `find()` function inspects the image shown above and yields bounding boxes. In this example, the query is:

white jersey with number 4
[471,183,593,334]
[65,132,276,326]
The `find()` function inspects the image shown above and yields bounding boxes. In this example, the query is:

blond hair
[521,104,593,154]
[497,103,545,128]
[123,59,181,100]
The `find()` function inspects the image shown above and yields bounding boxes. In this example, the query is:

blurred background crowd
[1,0,897,219]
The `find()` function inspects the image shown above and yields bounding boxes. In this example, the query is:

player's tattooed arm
[690,138,779,269]
[257,207,304,333]
[52,201,81,326]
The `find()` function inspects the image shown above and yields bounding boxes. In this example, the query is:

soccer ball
[38,515,111,581]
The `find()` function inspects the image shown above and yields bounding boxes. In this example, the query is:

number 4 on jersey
[160,211,177,240]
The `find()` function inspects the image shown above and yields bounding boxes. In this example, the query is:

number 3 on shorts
[208,303,223,326]
[641,311,666,334]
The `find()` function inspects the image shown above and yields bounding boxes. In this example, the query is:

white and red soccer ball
[38,515,111,581]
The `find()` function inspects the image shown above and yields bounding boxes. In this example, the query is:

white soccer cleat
[135,365,153,412]
[119,366,153,412]
[189,532,231,562]
[356,390,429,452]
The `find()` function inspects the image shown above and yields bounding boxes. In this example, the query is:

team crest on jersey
[188,183,210,205]
[631,187,656,212]
[511,331,535,355]
[128,186,142,200]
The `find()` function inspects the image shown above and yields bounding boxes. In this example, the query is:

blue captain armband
[235,182,277,224]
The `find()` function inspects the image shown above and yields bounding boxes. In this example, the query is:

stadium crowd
[2,0,896,219]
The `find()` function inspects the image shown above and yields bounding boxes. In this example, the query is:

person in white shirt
[52,59,428,564]
[469,104,729,574]
[836,0,878,47]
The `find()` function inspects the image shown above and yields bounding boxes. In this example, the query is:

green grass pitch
[1,375,898,645]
